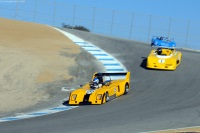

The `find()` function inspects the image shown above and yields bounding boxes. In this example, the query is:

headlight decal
[71,94,77,101]
[96,94,102,100]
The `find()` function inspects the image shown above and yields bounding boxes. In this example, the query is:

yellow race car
[147,47,182,70]
[68,72,130,105]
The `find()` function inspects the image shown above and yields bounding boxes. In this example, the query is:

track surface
[1,29,200,133]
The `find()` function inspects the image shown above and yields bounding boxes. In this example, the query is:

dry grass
[0,18,80,114]
[152,127,200,133]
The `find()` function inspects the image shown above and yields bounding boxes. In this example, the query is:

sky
[0,0,199,21]
[0,0,199,49]
[62,0,200,21]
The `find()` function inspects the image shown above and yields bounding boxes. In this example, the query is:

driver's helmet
[157,48,162,55]
[157,48,162,51]
[93,77,99,85]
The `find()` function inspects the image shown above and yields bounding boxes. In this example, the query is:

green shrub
[62,23,90,32]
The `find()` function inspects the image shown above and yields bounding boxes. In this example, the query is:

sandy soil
[153,127,200,133]
[0,18,80,115]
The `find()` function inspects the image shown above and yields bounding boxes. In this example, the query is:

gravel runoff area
[0,18,105,117]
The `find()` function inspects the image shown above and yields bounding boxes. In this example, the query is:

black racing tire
[176,59,180,65]
[105,92,109,102]
[124,83,129,95]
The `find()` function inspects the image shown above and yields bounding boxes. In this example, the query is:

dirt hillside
[0,18,80,115]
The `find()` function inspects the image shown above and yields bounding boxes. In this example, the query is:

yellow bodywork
[147,48,182,70]
[68,72,130,105]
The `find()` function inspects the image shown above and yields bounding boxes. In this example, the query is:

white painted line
[61,87,75,92]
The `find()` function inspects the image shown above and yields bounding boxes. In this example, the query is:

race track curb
[0,27,127,122]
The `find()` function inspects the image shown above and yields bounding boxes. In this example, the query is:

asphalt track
[1,29,200,133]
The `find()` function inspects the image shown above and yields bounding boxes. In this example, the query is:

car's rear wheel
[124,84,129,95]
[176,60,180,65]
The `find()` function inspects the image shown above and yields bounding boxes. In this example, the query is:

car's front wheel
[124,84,129,95]
[101,92,109,104]
[105,92,109,102]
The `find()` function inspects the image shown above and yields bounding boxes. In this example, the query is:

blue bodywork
[151,36,176,48]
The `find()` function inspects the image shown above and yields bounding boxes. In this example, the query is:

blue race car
[151,36,176,48]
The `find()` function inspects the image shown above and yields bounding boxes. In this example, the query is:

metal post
[53,2,56,26]
[110,10,115,35]
[129,13,135,39]
[91,7,96,32]
[185,20,190,48]
[148,15,152,42]
[168,17,172,37]
[73,5,76,26]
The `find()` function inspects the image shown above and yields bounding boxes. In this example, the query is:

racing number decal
[158,59,165,63]
[86,90,95,94]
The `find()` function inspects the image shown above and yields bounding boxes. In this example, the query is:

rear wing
[93,72,130,83]
[151,36,176,48]
[152,36,174,42]
[152,46,176,49]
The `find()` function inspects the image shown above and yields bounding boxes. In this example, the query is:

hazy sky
[62,0,200,21]
[0,0,199,49]
[0,0,199,21]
